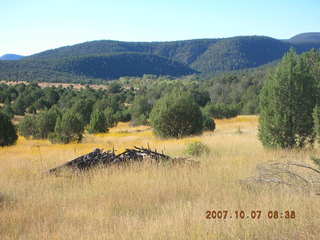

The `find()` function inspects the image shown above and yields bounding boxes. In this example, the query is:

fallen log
[240,161,320,195]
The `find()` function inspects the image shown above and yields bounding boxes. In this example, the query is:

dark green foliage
[12,96,27,115]
[103,107,118,127]
[88,110,108,133]
[189,89,211,107]
[150,93,203,138]
[1,104,14,119]
[0,112,18,146]
[130,95,153,126]
[202,114,215,131]
[18,115,37,138]
[259,49,316,148]
[93,96,121,113]
[35,110,60,139]
[26,104,37,114]
[49,111,84,144]
[313,105,320,144]
[201,65,270,114]
[203,103,240,119]
[109,82,122,93]
[70,99,94,124]
[113,108,131,122]
[18,108,60,139]
[185,141,210,157]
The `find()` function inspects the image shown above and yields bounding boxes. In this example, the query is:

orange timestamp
[205,210,296,220]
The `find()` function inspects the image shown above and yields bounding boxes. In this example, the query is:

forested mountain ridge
[288,32,320,43]
[27,39,219,65]
[0,54,24,60]
[0,33,319,82]
[0,53,196,82]
[53,53,197,79]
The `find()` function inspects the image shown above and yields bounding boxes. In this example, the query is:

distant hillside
[1,33,320,83]
[0,53,196,82]
[289,32,320,43]
[26,34,320,74]
[0,54,24,60]
[53,53,197,79]
[28,39,218,65]
[190,36,291,73]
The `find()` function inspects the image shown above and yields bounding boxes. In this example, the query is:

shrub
[18,115,37,138]
[130,95,153,126]
[34,110,59,138]
[1,105,14,119]
[104,107,117,127]
[185,141,210,157]
[149,93,203,138]
[18,109,60,139]
[88,110,108,133]
[49,110,84,144]
[0,112,18,146]
[203,103,239,119]
[202,114,215,131]
[70,99,94,124]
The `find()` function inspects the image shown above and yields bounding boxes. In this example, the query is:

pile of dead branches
[240,161,320,195]
[48,146,198,174]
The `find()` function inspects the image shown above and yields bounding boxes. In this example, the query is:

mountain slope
[0,54,24,60]
[191,36,291,73]
[27,34,320,74]
[0,53,196,82]
[1,33,320,83]
[53,53,197,79]
[289,32,320,43]
[28,39,218,65]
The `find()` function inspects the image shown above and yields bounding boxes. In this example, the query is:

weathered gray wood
[48,146,180,174]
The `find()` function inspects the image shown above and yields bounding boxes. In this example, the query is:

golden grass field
[0,116,320,240]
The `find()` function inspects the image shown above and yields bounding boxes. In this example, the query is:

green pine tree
[259,49,316,148]
[49,110,84,144]
[88,110,107,133]
[0,112,18,146]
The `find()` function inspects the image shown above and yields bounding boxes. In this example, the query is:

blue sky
[1,0,319,56]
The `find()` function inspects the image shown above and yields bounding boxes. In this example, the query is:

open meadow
[1,116,320,240]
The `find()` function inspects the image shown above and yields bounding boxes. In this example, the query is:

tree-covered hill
[1,33,320,82]
[26,34,320,74]
[27,39,219,65]
[190,36,291,73]
[0,54,24,61]
[288,32,320,43]
[53,53,197,79]
[0,53,196,82]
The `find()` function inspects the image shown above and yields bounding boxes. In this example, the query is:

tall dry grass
[0,116,319,239]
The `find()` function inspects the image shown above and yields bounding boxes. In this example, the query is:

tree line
[1,78,233,146]
[2,48,320,147]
